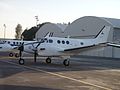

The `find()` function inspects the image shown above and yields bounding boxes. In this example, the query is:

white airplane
[16,26,111,66]
[0,39,36,57]
[0,43,17,52]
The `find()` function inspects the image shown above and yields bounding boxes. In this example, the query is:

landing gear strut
[34,50,37,63]
[18,44,24,65]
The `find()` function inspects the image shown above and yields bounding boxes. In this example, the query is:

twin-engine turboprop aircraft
[0,42,17,52]
[0,40,36,57]
[17,26,111,66]
[0,26,111,66]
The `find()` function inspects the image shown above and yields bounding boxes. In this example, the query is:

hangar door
[113,28,120,58]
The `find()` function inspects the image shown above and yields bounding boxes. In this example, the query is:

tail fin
[94,26,111,43]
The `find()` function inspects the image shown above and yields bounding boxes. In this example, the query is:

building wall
[63,16,112,38]
[112,28,120,58]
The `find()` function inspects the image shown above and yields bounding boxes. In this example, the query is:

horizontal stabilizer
[107,43,120,48]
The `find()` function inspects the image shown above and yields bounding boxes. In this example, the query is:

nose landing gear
[19,58,25,65]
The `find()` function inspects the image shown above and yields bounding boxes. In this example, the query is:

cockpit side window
[20,42,22,45]
[16,42,18,45]
[49,39,53,43]
[62,40,65,44]
[22,42,24,45]
[44,38,48,43]
[13,42,15,45]
[8,41,10,44]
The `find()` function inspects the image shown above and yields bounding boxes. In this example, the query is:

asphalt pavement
[0,52,120,90]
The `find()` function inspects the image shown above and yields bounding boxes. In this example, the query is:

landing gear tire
[46,58,51,64]
[19,59,24,65]
[9,53,13,57]
[15,53,19,58]
[63,59,69,66]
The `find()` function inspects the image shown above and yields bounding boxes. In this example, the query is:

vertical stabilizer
[94,26,111,43]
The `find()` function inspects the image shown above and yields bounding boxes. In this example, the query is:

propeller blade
[35,39,45,48]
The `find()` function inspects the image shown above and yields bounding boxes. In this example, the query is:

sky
[0,0,120,38]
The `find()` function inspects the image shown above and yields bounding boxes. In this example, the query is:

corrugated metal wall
[113,28,120,58]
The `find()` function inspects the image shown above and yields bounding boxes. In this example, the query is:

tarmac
[0,52,120,90]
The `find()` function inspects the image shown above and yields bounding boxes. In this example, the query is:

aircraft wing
[60,43,107,53]
[107,43,120,48]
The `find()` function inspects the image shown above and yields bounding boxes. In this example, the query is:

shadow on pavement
[0,85,60,90]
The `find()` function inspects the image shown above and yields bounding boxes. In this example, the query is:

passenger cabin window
[66,41,69,44]
[57,40,70,45]
[80,42,84,45]
[57,40,61,44]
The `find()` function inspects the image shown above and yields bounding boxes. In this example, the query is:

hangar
[35,23,67,40]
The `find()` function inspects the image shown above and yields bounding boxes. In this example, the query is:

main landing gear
[18,40,44,65]
[18,43,70,66]
[46,57,52,64]
[18,56,70,66]
[9,53,19,58]
[18,51,37,65]
[45,57,70,66]
[9,53,14,57]
[18,44,25,65]
[63,59,70,66]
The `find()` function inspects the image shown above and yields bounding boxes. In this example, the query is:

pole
[35,16,39,26]
[3,24,6,39]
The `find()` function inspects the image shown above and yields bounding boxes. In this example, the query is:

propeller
[17,32,52,64]
[31,39,45,62]
[18,43,24,60]
[17,38,45,63]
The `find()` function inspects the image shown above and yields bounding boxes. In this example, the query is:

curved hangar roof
[35,23,65,39]
[63,16,120,38]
